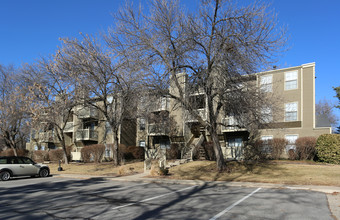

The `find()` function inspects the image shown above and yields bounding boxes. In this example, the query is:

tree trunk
[211,130,226,172]
[112,131,120,166]
[11,146,18,157]
[61,139,69,164]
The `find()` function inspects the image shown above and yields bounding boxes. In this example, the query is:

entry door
[228,138,243,160]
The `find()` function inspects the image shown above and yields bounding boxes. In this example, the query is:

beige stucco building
[136,63,331,161]
[27,104,136,161]
[27,62,331,161]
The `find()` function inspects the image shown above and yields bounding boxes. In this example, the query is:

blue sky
[1,0,339,121]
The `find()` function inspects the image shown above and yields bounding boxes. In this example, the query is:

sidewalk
[54,172,340,219]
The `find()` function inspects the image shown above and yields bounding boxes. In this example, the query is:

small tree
[23,57,77,164]
[55,34,141,166]
[0,64,30,156]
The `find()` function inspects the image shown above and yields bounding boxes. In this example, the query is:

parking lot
[0,177,333,219]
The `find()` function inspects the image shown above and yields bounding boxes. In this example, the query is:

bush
[0,148,29,157]
[243,140,267,161]
[33,150,49,162]
[295,137,317,160]
[81,144,105,163]
[166,144,180,160]
[119,145,144,161]
[49,149,64,162]
[288,149,297,160]
[270,138,287,160]
[316,134,340,164]
[49,146,72,162]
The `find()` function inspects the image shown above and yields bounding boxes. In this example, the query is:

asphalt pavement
[0,176,336,220]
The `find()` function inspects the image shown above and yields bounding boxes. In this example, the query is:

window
[139,141,146,147]
[34,145,38,151]
[285,102,298,121]
[261,107,273,123]
[140,118,146,130]
[160,140,170,149]
[41,146,45,151]
[160,97,169,110]
[260,75,272,92]
[189,94,205,109]
[227,138,243,159]
[285,71,298,90]
[261,136,273,153]
[285,135,298,152]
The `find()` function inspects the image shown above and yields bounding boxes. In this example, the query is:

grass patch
[48,161,144,176]
[168,160,340,186]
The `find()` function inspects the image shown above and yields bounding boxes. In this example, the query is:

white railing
[77,106,98,119]
[148,124,170,135]
[76,129,98,141]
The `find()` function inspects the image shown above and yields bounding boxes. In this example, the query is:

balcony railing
[64,122,74,133]
[185,108,207,122]
[76,129,98,141]
[39,131,55,143]
[77,106,98,119]
[148,124,170,135]
[150,97,170,112]
[221,117,246,132]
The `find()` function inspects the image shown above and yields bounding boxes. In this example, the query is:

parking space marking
[111,185,197,210]
[209,187,262,220]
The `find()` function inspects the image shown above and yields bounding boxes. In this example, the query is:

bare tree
[316,99,339,129]
[55,34,141,166]
[107,0,287,171]
[0,64,30,156]
[23,58,77,164]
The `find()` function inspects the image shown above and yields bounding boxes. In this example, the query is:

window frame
[285,102,298,122]
[284,70,298,90]
[260,74,273,92]
[285,134,298,152]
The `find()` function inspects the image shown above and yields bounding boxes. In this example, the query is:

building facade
[136,63,331,161]
[27,63,331,161]
[26,104,136,161]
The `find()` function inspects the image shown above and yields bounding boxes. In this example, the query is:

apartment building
[27,104,136,160]
[27,62,331,162]
[137,63,332,161]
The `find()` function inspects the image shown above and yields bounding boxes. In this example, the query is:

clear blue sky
[1,0,339,120]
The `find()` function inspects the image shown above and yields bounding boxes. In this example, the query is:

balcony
[39,131,55,143]
[221,117,246,132]
[64,122,74,133]
[150,97,170,112]
[148,124,170,136]
[76,129,98,141]
[77,106,98,119]
[185,109,207,122]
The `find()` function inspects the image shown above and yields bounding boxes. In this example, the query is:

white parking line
[209,187,262,220]
[111,185,197,210]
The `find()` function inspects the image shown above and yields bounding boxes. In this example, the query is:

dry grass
[168,160,340,186]
[48,161,144,176]
[46,159,340,186]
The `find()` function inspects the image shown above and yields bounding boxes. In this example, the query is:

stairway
[181,134,205,160]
